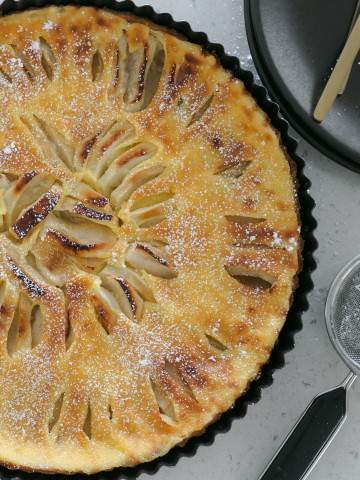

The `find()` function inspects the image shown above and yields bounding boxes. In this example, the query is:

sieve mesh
[331,265,360,366]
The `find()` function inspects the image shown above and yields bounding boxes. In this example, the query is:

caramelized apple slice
[5,172,55,226]
[100,274,143,322]
[3,253,46,300]
[44,216,117,259]
[10,185,62,240]
[71,182,109,209]
[91,279,120,333]
[59,197,117,230]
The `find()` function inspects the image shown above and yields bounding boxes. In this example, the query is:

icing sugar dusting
[271,232,299,252]
[7,57,23,69]
[271,232,283,247]
[30,40,40,52]
[1,141,18,156]
[43,20,55,30]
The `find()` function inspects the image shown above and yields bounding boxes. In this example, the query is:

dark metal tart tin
[0,0,317,478]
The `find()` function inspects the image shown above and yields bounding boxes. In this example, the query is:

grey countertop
[131,1,360,479]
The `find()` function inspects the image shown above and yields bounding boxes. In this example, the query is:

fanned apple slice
[111,164,164,209]
[20,115,75,171]
[48,392,65,435]
[33,116,74,170]
[149,377,177,424]
[102,264,155,302]
[43,216,117,259]
[85,120,135,180]
[10,44,36,83]
[90,279,121,333]
[129,200,171,228]
[3,252,47,301]
[6,293,33,356]
[125,243,177,279]
[30,236,80,287]
[123,34,165,112]
[7,297,45,354]
[108,31,128,99]
[164,359,197,401]
[187,95,214,127]
[225,266,275,289]
[129,204,167,229]
[0,174,11,190]
[0,280,19,351]
[0,175,10,230]
[0,190,6,231]
[91,50,104,82]
[0,44,17,84]
[225,247,292,290]
[39,36,57,80]
[4,172,55,227]
[70,182,109,209]
[72,257,106,275]
[59,197,117,231]
[216,156,252,178]
[97,142,158,196]
[92,281,120,314]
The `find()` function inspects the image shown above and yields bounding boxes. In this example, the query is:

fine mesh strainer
[259,255,360,480]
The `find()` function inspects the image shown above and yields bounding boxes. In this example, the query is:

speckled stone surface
[127,1,360,479]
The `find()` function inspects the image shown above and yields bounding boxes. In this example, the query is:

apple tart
[0,6,301,474]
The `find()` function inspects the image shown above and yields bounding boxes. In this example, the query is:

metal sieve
[259,255,360,480]
[327,255,360,373]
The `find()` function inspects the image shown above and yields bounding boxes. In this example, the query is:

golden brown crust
[0,6,301,474]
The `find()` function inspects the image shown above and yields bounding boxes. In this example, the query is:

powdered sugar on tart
[0,6,300,474]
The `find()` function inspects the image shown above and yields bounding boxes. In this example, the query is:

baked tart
[0,6,301,474]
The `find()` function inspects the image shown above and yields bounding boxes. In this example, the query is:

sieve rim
[325,255,360,376]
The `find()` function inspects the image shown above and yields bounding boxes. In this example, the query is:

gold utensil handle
[339,0,360,94]
[314,14,360,122]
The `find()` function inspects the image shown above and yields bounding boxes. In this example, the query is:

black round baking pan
[245,0,360,173]
[0,0,317,478]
